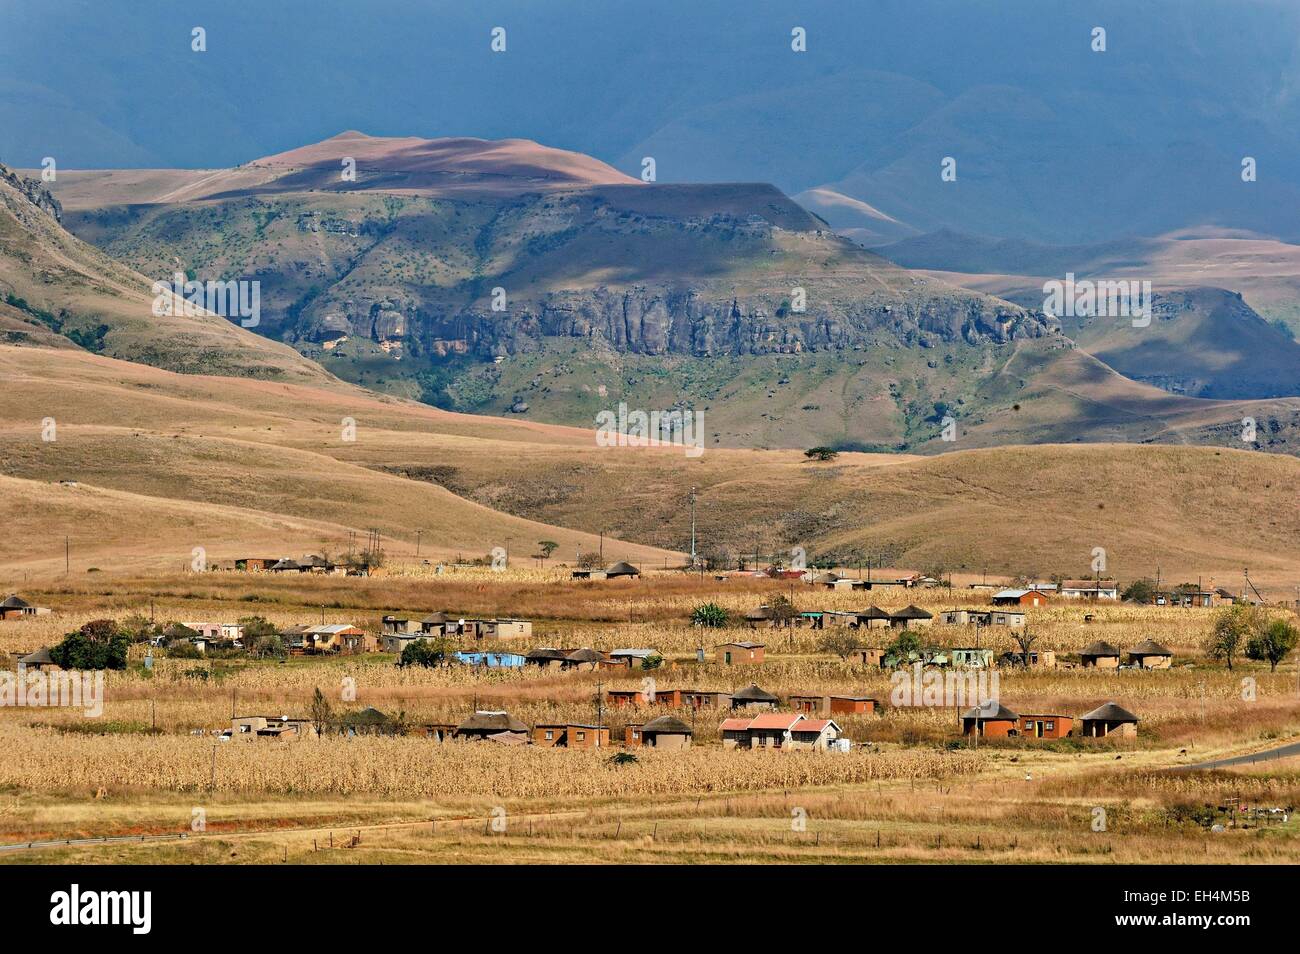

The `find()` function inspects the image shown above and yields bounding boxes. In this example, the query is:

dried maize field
[1,569,1298,864]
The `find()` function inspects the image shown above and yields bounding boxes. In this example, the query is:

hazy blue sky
[3,0,1298,241]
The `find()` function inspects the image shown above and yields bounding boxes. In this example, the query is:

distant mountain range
[8,0,1300,247]
[6,130,1298,456]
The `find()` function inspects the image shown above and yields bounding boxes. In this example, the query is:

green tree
[1121,579,1157,603]
[49,619,129,670]
[399,636,451,668]
[1246,618,1299,672]
[119,614,160,643]
[804,446,839,462]
[1204,604,1263,671]
[690,602,730,627]
[310,687,333,737]
[885,630,923,662]
[536,540,559,565]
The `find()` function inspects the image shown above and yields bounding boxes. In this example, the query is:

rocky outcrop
[0,164,62,223]
[308,285,1052,360]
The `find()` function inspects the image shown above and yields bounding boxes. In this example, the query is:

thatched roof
[1080,702,1139,723]
[18,647,54,665]
[421,612,447,625]
[605,561,640,576]
[565,648,606,663]
[1081,640,1121,657]
[1128,639,1172,657]
[960,699,1019,721]
[812,572,840,584]
[641,715,692,735]
[891,604,933,620]
[456,710,528,734]
[162,623,200,639]
[731,683,779,703]
[526,648,568,661]
[860,606,892,620]
[342,706,389,725]
[745,605,775,621]
[1,594,31,609]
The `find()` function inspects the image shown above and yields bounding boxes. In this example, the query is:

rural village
[2,547,1298,865]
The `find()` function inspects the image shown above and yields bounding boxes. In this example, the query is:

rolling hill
[2,343,1298,593]
[877,229,1300,399]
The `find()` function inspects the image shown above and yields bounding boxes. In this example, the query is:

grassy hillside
[0,163,332,383]
[2,344,1298,592]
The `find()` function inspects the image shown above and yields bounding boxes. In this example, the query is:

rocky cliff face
[308,284,1054,361]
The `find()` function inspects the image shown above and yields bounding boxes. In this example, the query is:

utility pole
[595,681,604,748]
[688,487,697,568]
[415,529,422,558]
[65,536,69,576]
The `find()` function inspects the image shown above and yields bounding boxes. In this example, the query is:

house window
[545,730,554,740]
[1045,722,1055,731]
[576,731,586,742]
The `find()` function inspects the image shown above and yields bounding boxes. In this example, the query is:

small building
[455,710,529,742]
[339,706,398,737]
[16,647,57,671]
[533,724,609,748]
[721,713,843,751]
[1000,649,1056,669]
[420,612,449,635]
[961,700,1020,737]
[852,606,894,629]
[0,594,52,620]
[949,647,994,668]
[939,609,987,626]
[381,632,425,654]
[232,557,278,572]
[381,615,423,636]
[302,624,365,654]
[230,715,311,739]
[730,684,780,711]
[1126,639,1173,669]
[991,589,1050,608]
[652,688,686,707]
[850,647,886,668]
[789,693,826,715]
[715,642,765,665]
[888,605,934,629]
[525,648,569,670]
[563,648,606,671]
[990,610,1027,627]
[608,648,660,669]
[1019,714,1074,739]
[450,618,531,639]
[680,689,732,710]
[607,688,647,708]
[1060,579,1119,600]
[829,695,877,715]
[1152,589,1217,608]
[342,630,381,654]
[636,715,693,749]
[604,561,641,579]
[453,651,526,668]
[1080,640,1121,669]
[1080,702,1139,739]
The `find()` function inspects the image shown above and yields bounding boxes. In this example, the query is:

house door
[1035,721,1044,738]
[724,651,732,664]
